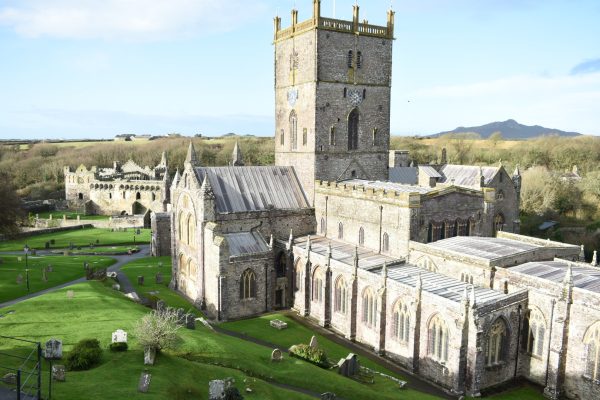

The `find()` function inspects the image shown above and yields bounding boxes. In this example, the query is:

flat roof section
[511,261,600,294]
[427,236,538,261]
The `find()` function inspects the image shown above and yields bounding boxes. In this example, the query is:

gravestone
[47,264,53,272]
[16,274,23,284]
[17,257,22,263]
[321,393,337,400]
[156,300,166,312]
[66,290,75,299]
[44,338,63,359]
[136,229,141,235]
[42,268,48,283]
[208,378,235,400]
[112,329,128,343]
[271,348,283,362]
[138,372,151,393]
[2,372,17,385]
[155,272,163,284]
[138,276,144,286]
[269,319,288,330]
[52,365,66,382]
[337,353,359,377]
[144,347,156,365]
[309,335,319,349]
[185,314,196,330]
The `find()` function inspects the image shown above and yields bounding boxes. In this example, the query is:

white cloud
[0,0,266,40]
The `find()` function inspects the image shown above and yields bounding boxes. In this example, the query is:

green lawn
[0,227,150,252]
[0,254,116,303]
[120,256,201,314]
[33,211,110,221]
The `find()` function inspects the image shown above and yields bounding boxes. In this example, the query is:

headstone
[309,335,319,349]
[42,268,48,283]
[44,338,63,359]
[136,229,141,235]
[270,319,288,330]
[337,358,349,377]
[185,314,196,329]
[49,214,53,220]
[47,264,53,272]
[112,283,121,291]
[2,372,17,385]
[208,378,234,400]
[112,329,128,343]
[337,353,359,377]
[77,215,80,222]
[321,393,337,400]
[16,274,23,284]
[138,372,151,393]
[137,276,144,286]
[17,257,22,263]
[66,290,75,299]
[156,300,166,312]
[63,214,67,221]
[155,272,163,284]
[271,348,283,362]
[144,347,156,365]
[52,365,66,382]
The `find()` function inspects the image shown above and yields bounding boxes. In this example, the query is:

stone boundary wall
[0,224,94,241]
[33,215,145,230]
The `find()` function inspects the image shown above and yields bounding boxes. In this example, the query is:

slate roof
[195,166,309,213]
[293,235,400,270]
[419,165,442,178]
[342,179,434,194]
[510,261,600,294]
[388,167,418,185]
[224,231,270,256]
[382,264,507,304]
[427,236,538,261]
[438,165,499,187]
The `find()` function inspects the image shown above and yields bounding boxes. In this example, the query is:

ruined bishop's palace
[65,2,600,399]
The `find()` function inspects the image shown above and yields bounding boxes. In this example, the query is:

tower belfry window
[330,126,336,145]
[347,50,353,68]
[357,51,362,68]
[348,108,359,150]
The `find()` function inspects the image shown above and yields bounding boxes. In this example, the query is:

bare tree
[133,307,183,353]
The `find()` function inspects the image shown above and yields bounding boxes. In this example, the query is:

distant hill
[431,119,581,139]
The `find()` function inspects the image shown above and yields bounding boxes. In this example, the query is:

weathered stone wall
[151,212,171,256]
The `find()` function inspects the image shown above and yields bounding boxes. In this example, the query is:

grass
[62,245,140,255]
[33,211,110,221]
[0,254,116,303]
[120,256,200,313]
[0,227,150,252]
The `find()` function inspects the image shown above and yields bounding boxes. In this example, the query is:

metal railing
[0,336,45,400]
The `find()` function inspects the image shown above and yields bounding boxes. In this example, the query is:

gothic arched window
[334,276,348,314]
[382,232,389,253]
[240,269,257,299]
[356,51,362,68]
[289,110,298,150]
[392,300,410,343]
[320,217,326,234]
[358,227,365,246]
[312,267,324,303]
[348,108,359,151]
[329,126,335,145]
[362,287,377,328]
[526,309,546,357]
[584,321,600,380]
[428,314,449,362]
[347,50,353,68]
[186,214,195,246]
[276,252,287,278]
[295,259,303,292]
[486,319,508,366]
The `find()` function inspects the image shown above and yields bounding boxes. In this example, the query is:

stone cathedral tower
[274,0,394,203]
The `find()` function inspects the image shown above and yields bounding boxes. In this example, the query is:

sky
[0,0,599,139]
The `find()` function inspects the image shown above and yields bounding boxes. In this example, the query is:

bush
[289,344,329,368]
[109,342,128,352]
[66,338,102,371]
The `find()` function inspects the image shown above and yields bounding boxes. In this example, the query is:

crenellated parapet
[274,1,394,42]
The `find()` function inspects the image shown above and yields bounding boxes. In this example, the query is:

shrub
[66,338,102,371]
[109,342,128,352]
[289,344,329,368]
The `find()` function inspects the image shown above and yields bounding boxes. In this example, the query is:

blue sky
[0,0,599,139]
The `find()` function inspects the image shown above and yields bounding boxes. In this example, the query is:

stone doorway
[132,201,146,215]
[275,289,284,309]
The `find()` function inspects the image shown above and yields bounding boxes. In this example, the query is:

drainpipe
[514,305,522,378]
[544,299,556,387]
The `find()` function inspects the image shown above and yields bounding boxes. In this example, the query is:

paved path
[0,245,151,309]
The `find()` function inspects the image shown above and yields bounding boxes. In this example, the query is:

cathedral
[154,2,600,399]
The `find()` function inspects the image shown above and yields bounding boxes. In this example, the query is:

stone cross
[112,329,128,343]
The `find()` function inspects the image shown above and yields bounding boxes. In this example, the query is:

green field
[0,254,116,303]
[0,227,150,252]
[120,256,200,313]
[33,211,110,221]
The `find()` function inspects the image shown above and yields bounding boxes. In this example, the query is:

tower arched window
[486,319,508,366]
[347,50,353,68]
[526,309,546,357]
[240,269,257,299]
[312,267,324,303]
[320,217,326,234]
[334,276,348,314]
[584,321,600,380]
[348,108,359,150]
[289,110,298,150]
[186,214,195,246]
[392,300,411,343]
[356,51,362,68]
[428,314,449,362]
[329,126,336,145]
[338,222,344,239]
[358,227,365,246]
[382,232,389,253]
[362,287,377,328]
[136,192,141,200]
[294,259,303,292]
